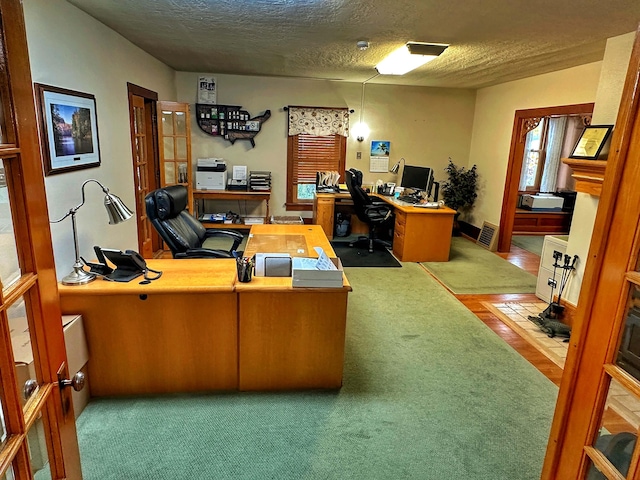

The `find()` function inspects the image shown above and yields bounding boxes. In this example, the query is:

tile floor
[489,301,640,431]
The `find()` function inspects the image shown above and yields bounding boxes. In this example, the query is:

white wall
[175,73,477,217]
[468,62,602,227]
[563,31,636,305]
[24,0,176,280]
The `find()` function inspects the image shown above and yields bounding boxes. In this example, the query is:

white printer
[196,158,227,190]
[521,193,564,211]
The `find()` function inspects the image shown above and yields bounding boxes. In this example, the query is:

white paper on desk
[314,247,338,270]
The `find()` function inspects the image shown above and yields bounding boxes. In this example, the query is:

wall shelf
[193,189,271,228]
[195,103,271,147]
[562,158,607,196]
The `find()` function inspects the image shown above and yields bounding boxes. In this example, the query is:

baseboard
[459,220,480,240]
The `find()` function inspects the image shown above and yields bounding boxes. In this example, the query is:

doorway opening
[498,103,594,253]
[127,83,162,258]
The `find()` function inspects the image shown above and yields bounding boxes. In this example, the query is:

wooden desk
[58,260,239,396]
[238,225,351,390]
[313,193,456,262]
[58,225,351,395]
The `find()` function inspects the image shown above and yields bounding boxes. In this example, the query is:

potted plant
[441,158,478,234]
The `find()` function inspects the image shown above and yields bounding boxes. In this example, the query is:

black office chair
[345,168,393,253]
[145,185,244,258]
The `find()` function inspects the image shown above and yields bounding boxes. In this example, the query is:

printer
[521,193,564,211]
[196,158,227,190]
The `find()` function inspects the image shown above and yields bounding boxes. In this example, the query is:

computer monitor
[400,165,435,199]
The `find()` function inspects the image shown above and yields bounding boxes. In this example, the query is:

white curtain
[519,129,537,191]
[540,116,568,192]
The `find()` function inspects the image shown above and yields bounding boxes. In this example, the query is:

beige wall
[175,73,477,217]
[467,62,602,227]
[24,0,176,280]
[564,31,636,305]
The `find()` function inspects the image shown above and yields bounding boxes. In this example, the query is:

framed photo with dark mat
[35,83,101,176]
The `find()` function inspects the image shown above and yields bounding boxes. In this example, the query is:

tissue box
[292,256,344,288]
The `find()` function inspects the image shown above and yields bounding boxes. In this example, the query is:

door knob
[23,379,38,400]
[59,371,86,392]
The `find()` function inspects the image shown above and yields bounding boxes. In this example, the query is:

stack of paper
[292,247,343,288]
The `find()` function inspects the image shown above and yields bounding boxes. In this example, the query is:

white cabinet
[536,235,569,302]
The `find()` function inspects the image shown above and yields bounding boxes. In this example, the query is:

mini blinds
[290,134,346,187]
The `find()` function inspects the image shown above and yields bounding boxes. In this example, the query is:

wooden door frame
[127,82,161,255]
[497,103,594,253]
[0,0,82,477]
[542,28,640,479]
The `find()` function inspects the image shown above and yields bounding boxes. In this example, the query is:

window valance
[287,106,349,137]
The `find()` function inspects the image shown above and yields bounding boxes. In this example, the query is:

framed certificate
[569,125,613,160]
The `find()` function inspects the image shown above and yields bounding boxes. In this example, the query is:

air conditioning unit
[477,221,499,251]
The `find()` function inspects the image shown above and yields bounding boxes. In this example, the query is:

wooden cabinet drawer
[395,211,407,227]
[395,213,406,237]
[393,230,405,258]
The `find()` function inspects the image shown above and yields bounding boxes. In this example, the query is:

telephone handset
[83,246,162,283]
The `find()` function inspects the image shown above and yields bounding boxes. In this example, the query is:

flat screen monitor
[400,165,434,198]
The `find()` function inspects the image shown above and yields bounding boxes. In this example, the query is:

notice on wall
[197,76,217,104]
[369,140,390,173]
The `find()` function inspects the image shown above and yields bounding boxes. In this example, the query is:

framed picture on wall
[569,124,613,160]
[35,83,101,176]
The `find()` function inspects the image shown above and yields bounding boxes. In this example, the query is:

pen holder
[236,256,253,283]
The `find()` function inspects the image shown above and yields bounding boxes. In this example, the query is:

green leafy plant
[441,158,478,213]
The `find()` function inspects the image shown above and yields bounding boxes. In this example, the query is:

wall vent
[477,221,499,251]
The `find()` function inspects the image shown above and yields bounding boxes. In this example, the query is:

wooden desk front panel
[313,194,335,238]
[238,290,348,390]
[60,292,238,396]
[393,210,454,262]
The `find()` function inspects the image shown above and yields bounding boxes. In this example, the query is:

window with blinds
[286,133,346,209]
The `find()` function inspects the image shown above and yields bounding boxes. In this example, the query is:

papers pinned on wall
[197,76,217,104]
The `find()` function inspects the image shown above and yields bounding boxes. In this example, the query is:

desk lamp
[390,157,405,174]
[52,179,133,285]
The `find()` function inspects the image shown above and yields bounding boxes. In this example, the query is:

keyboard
[397,195,420,204]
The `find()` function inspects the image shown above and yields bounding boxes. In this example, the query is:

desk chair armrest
[363,204,392,222]
[174,248,236,259]
[203,229,244,251]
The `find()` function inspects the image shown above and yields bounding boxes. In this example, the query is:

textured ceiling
[65,0,640,88]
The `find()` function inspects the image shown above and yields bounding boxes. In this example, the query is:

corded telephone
[82,246,161,283]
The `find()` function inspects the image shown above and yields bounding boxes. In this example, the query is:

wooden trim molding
[561,158,607,196]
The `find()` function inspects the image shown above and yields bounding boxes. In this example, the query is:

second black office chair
[145,185,243,258]
[345,168,393,253]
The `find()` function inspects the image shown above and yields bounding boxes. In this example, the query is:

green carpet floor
[511,235,545,256]
[422,237,538,294]
[76,263,556,479]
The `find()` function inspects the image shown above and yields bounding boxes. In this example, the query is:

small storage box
[292,256,344,288]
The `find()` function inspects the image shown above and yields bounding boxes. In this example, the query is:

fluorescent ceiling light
[376,42,448,75]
